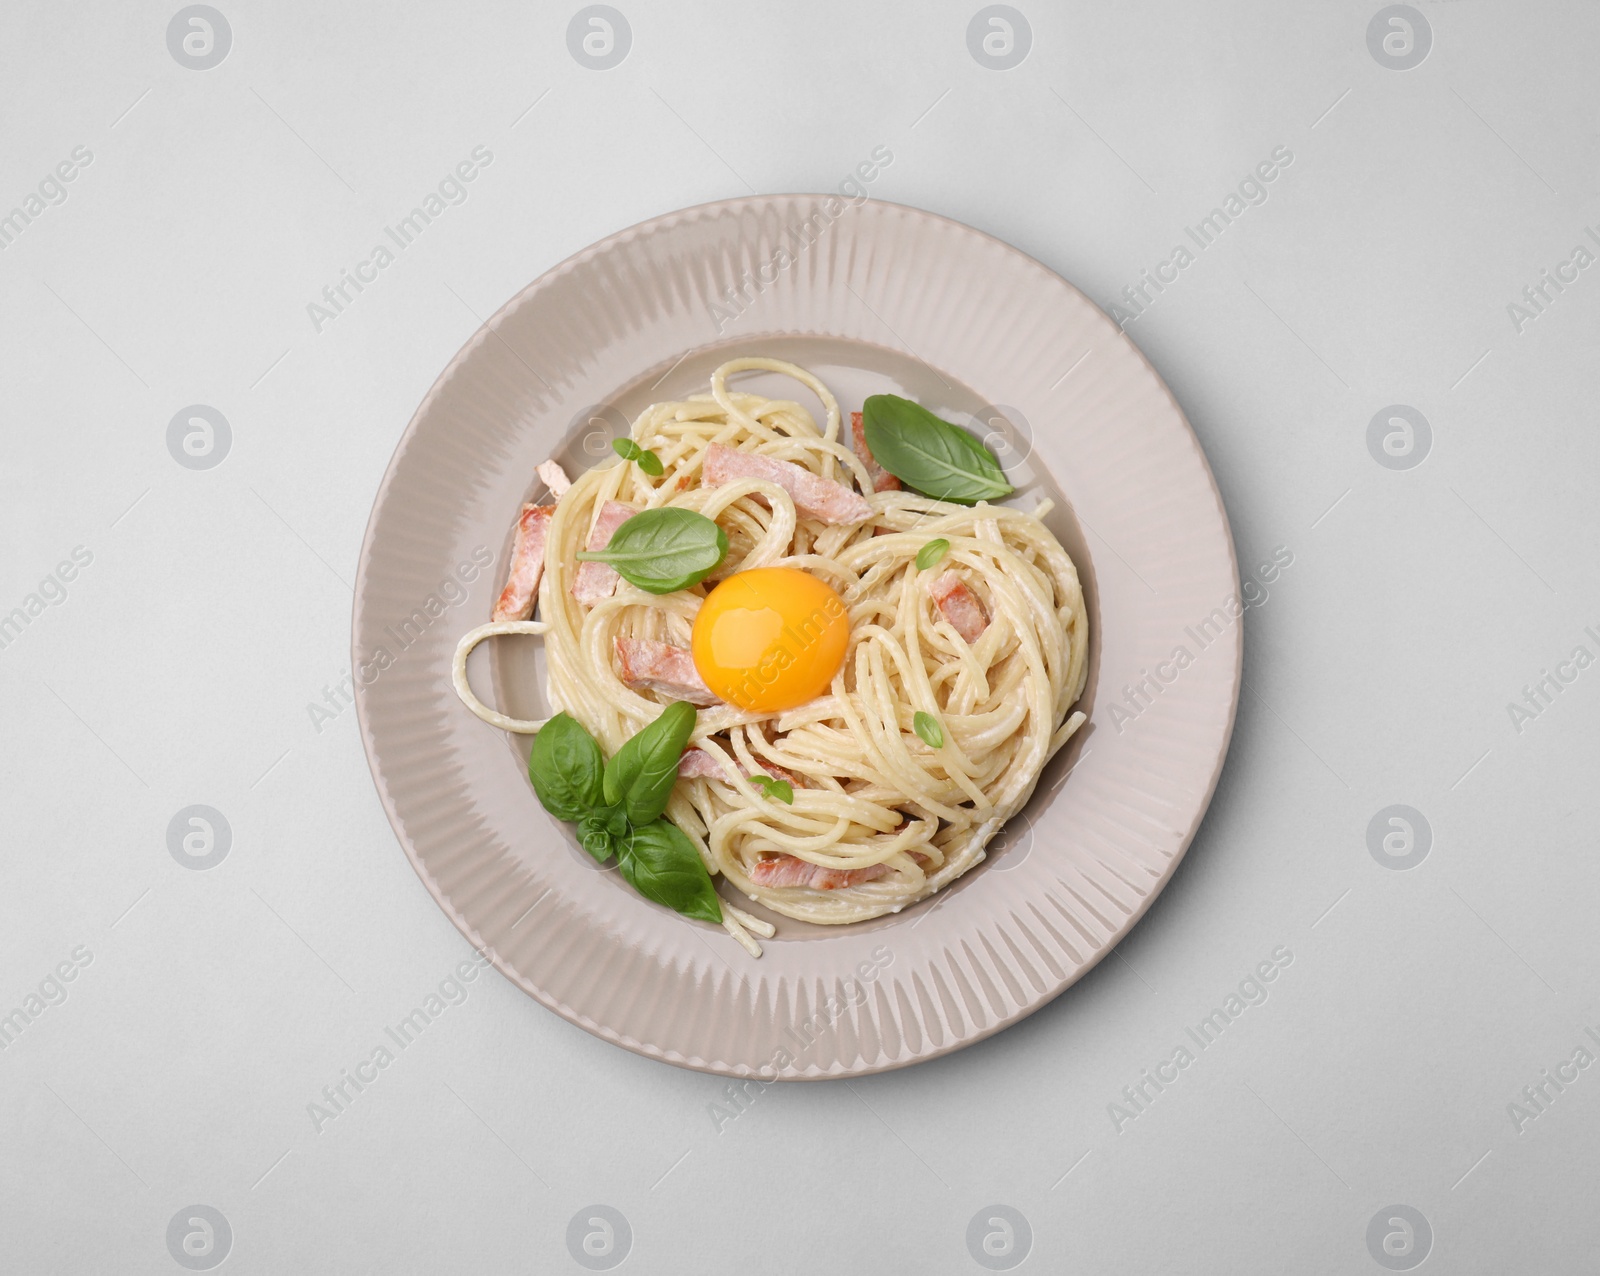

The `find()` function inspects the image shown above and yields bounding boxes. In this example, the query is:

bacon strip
[614,637,722,706]
[850,411,900,493]
[536,459,572,498]
[492,505,553,621]
[701,442,872,525]
[572,501,637,606]
[678,748,799,787]
[677,748,729,780]
[748,856,888,890]
[928,571,989,643]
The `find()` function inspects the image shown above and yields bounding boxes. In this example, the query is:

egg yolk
[691,568,850,712]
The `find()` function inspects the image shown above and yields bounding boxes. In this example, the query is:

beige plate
[353,196,1241,1079]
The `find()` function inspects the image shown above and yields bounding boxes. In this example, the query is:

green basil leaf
[576,813,616,864]
[602,700,698,825]
[749,775,794,804]
[574,507,728,595]
[913,711,944,749]
[862,394,1014,505]
[612,437,664,476]
[617,819,723,924]
[915,539,950,571]
[527,712,605,822]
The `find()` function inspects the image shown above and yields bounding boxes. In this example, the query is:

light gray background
[3,1,1596,1271]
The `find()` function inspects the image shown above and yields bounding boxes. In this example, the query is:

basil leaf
[618,819,723,924]
[575,507,728,595]
[915,539,950,571]
[602,700,698,825]
[913,711,944,749]
[527,712,605,822]
[576,813,616,864]
[749,775,794,804]
[862,394,1014,505]
[612,437,664,476]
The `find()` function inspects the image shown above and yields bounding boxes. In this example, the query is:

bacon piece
[536,459,572,498]
[492,505,553,621]
[928,571,989,643]
[614,637,721,706]
[701,442,872,525]
[677,748,728,780]
[850,411,900,493]
[678,748,799,787]
[572,501,637,606]
[748,855,888,890]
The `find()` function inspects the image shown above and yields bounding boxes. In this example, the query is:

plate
[353,196,1241,1078]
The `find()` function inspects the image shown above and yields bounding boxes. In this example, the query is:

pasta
[454,357,1089,936]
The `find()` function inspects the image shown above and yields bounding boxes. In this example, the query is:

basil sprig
[749,774,794,804]
[615,820,722,924]
[861,394,1014,505]
[612,437,664,476]
[577,812,619,863]
[913,711,945,749]
[602,700,697,825]
[915,539,950,571]
[575,507,728,595]
[528,713,605,821]
[527,706,722,924]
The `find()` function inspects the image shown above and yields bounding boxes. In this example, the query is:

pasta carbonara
[454,357,1088,949]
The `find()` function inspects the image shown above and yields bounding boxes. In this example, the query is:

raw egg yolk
[691,568,850,712]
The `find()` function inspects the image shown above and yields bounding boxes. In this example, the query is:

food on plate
[452,357,1088,955]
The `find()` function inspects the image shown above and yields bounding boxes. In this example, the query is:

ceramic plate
[353,196,1241,1078]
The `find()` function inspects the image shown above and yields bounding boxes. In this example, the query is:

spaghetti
[454,357,1089,938]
